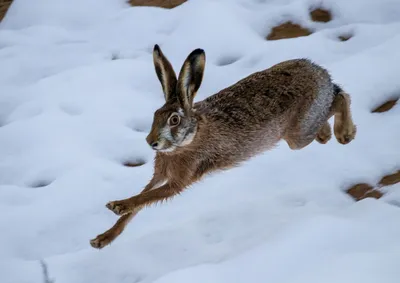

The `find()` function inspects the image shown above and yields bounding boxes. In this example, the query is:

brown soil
[266,22,312,41]
[310,8,332,23]
[123,160,146,167]
[129,0,187,9]
[346,170,399,201]
[338,34,352,41]
[362,190,384,199]
[378,170,400,187]
[371,98,399,113]
[346,183,382,201]
[0,0,12,21]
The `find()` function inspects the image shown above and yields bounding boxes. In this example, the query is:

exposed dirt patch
[129,0,186,9]
[346,183,382,201]
[310,8,332,23]
[266,22,312,41]
[378,170,400,187]
[123,159,146,167]
[346,170,400,201]
[362,190,384,200]
[0,0,13,21]
[338,34,352,42]
[371,98,399,113]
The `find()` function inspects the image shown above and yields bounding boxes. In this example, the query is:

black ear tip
[154,44,161,54]
[189,48,205,61]
[192,48,205,56]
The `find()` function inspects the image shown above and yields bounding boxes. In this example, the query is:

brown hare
[90,44,356,249]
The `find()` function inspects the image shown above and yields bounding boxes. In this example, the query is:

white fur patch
[160,126,173,140]
[158,146,176,153]
[152,126,177,152]
[161,68,168,93]
[180,130,196,147]
[181,64,191,91]
[148,179,168,191]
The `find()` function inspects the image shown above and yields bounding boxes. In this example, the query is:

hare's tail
[333,83,344,96]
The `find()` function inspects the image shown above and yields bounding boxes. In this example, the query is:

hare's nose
[146,134,156,147]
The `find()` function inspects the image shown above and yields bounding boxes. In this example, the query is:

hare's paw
[316,123,332,144]
[316,132,331,144]
[90,231,115,249]
[335,123,356,145]
[106,200,132,215]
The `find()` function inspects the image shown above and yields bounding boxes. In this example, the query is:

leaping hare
[90,44,356,249]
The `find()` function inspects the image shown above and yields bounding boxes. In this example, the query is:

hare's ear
[177,48,206,111]
[153,44,178,102]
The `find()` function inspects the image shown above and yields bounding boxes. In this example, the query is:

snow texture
[0,0,400,282]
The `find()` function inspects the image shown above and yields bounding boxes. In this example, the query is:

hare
[90,44,356,249]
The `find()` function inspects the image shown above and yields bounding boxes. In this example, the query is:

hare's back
[192,59,335,161]
[198,59,333,120]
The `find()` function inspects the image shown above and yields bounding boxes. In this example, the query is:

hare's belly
[233,119,285,156]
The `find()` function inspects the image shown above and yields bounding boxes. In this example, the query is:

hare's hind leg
[331,89,356,144]
[315,122,332,144]
[284,118,323,150]
[286,120,333,149]
[285,133,316,150]
[285,85,356,149]
[284,98,333,150]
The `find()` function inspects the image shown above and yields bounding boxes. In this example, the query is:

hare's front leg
[107,160,214,216]
[106,182,184,216]
[90,174,166,249]
[90,211,138,249]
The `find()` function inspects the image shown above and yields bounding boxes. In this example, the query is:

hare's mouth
[157,146,176,153]
[152,139,176,152]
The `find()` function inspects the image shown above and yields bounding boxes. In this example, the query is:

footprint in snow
[59,103,83,116]
[216,55,242,67]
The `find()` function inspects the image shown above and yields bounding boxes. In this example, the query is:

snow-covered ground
[1,0,400,282]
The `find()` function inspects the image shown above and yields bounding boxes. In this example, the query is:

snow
[153,200,400,283]
[0,0,399,282]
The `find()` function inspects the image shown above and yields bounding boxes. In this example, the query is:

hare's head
[146,45,206,153]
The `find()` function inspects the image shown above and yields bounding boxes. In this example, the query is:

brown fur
[90,45,356,249]
[0,0,12,22]
[129,0,186,9]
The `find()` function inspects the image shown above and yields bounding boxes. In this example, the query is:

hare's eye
[168,114,180,126]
